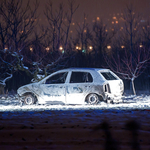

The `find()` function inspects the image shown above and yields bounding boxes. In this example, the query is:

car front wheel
[86,94,99,105]
[24,94,35,105]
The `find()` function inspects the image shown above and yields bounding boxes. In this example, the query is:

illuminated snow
[0,94,150,112]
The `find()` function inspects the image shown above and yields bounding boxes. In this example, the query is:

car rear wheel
[24,94,35,105]
[86,94,99,105]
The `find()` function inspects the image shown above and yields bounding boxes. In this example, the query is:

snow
[0,93,150,149]
[0,94,150,112]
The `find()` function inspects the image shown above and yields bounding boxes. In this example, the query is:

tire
[24,94,35,105]
[86,94,99,105]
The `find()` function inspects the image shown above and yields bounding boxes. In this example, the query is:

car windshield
[101,72,118,80]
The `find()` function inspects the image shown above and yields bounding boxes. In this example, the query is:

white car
[17,68,124,105]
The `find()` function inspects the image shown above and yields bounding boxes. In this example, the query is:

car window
[101,72,117,80]
[45,72,68,84]
[70,72,93,83]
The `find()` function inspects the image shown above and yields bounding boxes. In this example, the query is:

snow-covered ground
[0,94,150,112]
[0,93,150,150]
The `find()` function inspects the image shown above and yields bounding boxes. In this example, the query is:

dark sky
[38,0,150,22]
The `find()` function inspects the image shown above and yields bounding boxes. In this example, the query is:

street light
[4,47,8,52]
[107,45,111,49]
[84,29,87,33]
[76,46,81,50]
[89,46,93,51]
[97,17,100,21]
[76,46,79,50]
[30,47,33,52]
[59,46,63,50]
[46,47,50,51]
[59,46,64,53]
[139,44,143,48]
[113,16,117,20]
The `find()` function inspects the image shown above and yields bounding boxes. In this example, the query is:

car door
[66,71,93,104]
[40,72,68,104]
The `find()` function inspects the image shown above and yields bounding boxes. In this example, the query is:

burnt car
[17,68,124,105]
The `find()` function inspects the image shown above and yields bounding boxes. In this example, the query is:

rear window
[101,72,117,80]
[70,72,93,83]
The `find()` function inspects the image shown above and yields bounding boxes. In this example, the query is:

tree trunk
[130,78,136,95]
[0,84,5,95]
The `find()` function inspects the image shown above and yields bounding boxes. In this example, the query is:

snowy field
[0,94,150,111]
[0,94,150,149]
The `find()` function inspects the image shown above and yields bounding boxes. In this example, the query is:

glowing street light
[113,16,117,20]
[84,29,87,33]
[76,46,79,50]
[89,46,93,50]
[30,47,33,52]
[107,45,111,49]
[4,47,8,52]
[139,44,143,48]
[97,17,100,21]
[46,47,50,51]
[76,46,81,50]
[121,45,125,49]
[121,27,123,30]
[59,46,64,53]
[78,47,81,50]
[59,46,63,50]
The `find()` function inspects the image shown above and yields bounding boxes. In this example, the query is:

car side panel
[66,83,90,104]
[66,83,105,104]
[39,84,66,104]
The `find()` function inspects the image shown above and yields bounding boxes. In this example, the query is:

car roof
[58,68,110,72]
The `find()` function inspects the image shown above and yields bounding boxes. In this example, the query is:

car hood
[17,83,39,96]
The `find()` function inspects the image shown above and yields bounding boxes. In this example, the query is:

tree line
[0,0,150,95]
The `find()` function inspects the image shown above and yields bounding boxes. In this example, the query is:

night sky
[37,0,150,22]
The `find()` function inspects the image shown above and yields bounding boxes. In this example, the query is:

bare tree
[75,14,92,51]
[0,0,39,50]
[71,14,93,67]
[104,4,148,95]
[119,4,142,53]
[92,19,116,67]
[142,20,150,48]
[37,0,79,72]
[44,0,79,53]
[105,46,150,95]
[0,0,39,93]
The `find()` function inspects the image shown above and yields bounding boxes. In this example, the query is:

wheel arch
[22,92,38,103]
[85,93,104,103]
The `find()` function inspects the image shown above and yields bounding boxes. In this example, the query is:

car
[17,68,124,105]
